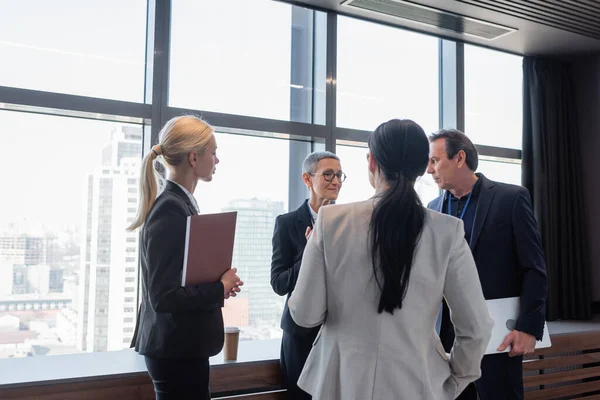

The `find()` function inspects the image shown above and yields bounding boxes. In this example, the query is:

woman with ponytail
[128,116,243,400]
[288,119,493,400]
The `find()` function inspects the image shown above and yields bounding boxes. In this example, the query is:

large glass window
[195,132,291,340]
[336,16,439,134]
[0,0,147,102]
[0,111,142,358]
[335,143,440,206]
[0,0,530,381]
[465,45,523,149]
[170,0,325,123]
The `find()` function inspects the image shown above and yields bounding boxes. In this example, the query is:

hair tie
[151,145,162,157]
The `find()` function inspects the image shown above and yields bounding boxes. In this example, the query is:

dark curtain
[522,57,591,320]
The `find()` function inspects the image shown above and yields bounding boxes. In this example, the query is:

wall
[571,55,600,303]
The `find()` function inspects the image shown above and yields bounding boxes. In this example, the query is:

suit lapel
[185,203,197,216]
[470,176,495,251]
[295,200,312,245]
[165,181,195,216]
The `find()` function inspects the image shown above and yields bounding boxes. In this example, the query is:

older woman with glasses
[270,151,345,399]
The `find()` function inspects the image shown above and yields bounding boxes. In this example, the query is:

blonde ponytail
[127,150,160,231]
[126,115,214,231]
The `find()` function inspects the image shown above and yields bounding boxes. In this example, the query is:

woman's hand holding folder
[221,268,244,299]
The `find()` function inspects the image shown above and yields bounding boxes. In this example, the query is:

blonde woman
[128,116,243,400]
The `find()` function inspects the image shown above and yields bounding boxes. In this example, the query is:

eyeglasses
[310,171,347,183]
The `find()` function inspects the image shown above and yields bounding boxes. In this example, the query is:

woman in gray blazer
[288,119,493,400]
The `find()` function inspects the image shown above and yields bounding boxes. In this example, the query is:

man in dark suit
[271,151,345,400]
[427,129,547,400]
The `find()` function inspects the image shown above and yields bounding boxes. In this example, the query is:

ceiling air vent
[457,0,600,40]
[341,0,516,40]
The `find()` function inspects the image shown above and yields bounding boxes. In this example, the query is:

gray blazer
[288,200,493,400]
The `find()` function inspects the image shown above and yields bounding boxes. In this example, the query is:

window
[194,132,290,340]
[478,158,522,186]
[337,16,439,134]
[335,143,440,206]
[416,174,441,206]
[170,0,325,123]
[0,0,147,102]
[465,45,523,149]
[0,111,142,358]
[334,143,374,204]
[0,0,508,381]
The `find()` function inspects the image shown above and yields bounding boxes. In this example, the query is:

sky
[0,0,523,236]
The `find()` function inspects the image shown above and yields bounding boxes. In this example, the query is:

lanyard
[447,190,473,220]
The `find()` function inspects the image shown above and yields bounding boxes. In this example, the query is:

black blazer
[270,200,320,338]
[131,181,225,358]
[428,174,548,339]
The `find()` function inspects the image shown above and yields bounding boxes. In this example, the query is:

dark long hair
[368,119,430,314]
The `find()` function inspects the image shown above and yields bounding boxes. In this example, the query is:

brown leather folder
[181,211,237,286]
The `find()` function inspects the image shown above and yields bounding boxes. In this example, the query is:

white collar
[169,180,200,214]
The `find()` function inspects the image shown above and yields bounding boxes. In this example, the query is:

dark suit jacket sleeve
[512,189,548,339]
[270,216,302,296]
[145,202,224,313]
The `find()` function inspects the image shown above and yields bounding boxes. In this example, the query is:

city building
[76,125,142,352]
[222,198,285,335]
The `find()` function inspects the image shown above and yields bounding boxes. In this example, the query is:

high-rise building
[77,125,141,352]
[0,235,57,296]
[0,236,51,267]
[222,199,285,334]
[101,125,144,168]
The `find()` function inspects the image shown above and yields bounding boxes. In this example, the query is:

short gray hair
[302,151,339,174]
[429,129,479,171]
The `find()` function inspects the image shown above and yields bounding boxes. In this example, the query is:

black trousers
[440,301,524,400]
[144,356,210,400]
[281,331,315,400]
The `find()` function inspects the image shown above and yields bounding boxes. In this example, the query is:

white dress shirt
[308,202,318,224]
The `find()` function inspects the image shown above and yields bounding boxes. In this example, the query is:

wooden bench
[0,359,286,399]
[523,331,600,400]
[3,331,600,399]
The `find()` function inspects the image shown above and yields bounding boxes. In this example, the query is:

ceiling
[286,0,600,56]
